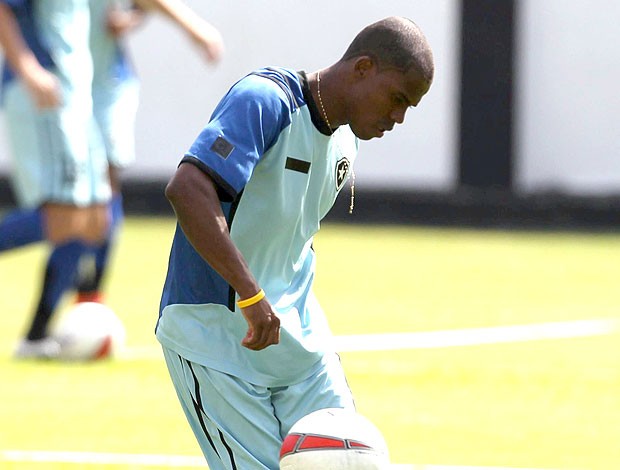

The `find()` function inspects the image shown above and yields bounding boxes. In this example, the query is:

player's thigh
[162,348,283,470]
[272,352,356,437]
[3,82,110,209]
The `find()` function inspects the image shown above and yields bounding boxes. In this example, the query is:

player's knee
[43,204,110,244]
[82,205,111,243]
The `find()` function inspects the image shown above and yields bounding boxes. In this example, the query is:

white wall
[515,0,620,195]
[0,0,459,191]
[7,1,618,196]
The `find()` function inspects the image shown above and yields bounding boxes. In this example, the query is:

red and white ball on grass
[52,302,126,361]
[280,408,390,469]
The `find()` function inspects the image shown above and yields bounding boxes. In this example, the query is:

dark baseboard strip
[1,176,619,231]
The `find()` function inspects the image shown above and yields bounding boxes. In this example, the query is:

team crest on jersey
[335,158,350,190]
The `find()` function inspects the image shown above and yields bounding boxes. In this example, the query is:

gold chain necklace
[316,70,332,131]
[316,70,355,214]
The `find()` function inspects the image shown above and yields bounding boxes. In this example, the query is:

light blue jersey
[157,67,358,387]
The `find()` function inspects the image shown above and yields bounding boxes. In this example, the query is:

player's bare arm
[165,162,280,350]
[0,4,60,109]
[133,0,223,63]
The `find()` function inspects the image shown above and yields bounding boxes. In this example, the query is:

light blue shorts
[2,80,110,208]
[92,76,140,169]
[162,346,355,470]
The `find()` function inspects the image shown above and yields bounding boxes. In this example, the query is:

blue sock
[0,208,45,252]
[26,240,86,340]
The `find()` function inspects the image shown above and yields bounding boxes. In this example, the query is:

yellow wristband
[237,289,266,309]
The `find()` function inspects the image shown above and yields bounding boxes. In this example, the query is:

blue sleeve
[182,74,293,201]
[0,0,26,8]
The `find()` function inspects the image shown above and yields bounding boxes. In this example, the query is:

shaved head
[341,16,434,83]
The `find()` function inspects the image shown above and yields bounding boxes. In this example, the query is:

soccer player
[157,16,434,469]
[0,0,111,358]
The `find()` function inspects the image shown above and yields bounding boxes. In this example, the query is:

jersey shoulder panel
[184,67,306,200]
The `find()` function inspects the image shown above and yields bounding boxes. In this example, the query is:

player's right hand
[240,301,281,351]
[187,20,224,63]
[23,66,61,109]
[106,6,144,37]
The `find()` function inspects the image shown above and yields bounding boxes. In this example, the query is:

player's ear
[353,56,376,78]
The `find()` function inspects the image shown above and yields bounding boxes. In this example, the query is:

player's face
[348,62,431,141]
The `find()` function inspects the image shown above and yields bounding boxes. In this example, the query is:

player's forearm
[0,4,59,108]
[131,0,222,62]
[0,5,42,79]
[165,163,262,300]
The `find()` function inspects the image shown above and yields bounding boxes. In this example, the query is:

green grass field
[1,218,619,470]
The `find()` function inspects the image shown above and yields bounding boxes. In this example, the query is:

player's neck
[311,68,342,130]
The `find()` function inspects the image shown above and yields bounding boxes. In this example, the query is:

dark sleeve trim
[180,155,238,202]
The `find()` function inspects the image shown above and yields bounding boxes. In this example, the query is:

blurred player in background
[158,16,434,469]
[0,0,223,359]
[0,0,112,358]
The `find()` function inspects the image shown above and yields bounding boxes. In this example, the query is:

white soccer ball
[279,408,390,470]
[53,302,126,361]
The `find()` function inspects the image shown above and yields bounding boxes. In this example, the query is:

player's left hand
[240,300,280,351]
